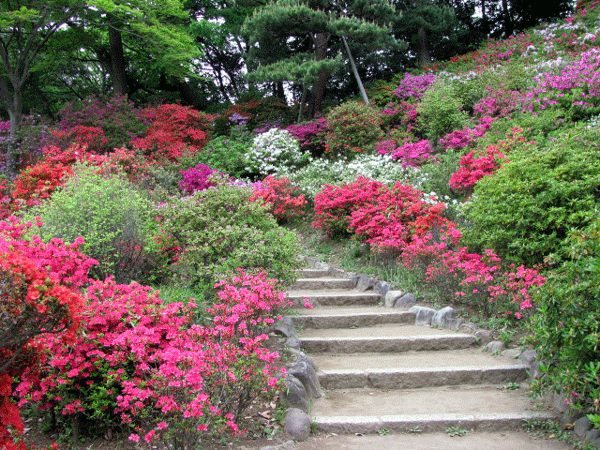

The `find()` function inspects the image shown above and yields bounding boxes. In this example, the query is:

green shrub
[417,81,468,145]
[190,126,254,179]
[156,177,302,289]
[34,163,165,284]
[460,126,600,266]
[325,101,384,159]
[530,218,600,413]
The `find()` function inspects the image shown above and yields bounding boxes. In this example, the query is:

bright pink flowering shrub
[393,73,438,101]
[178,164,219,194]
[449,127,532,193]
[286,118,328,157]
[0,218,93,450]
[17,269,285,448]
[439,116,495,150]
[249,176,307,223]
[389,139,436,167]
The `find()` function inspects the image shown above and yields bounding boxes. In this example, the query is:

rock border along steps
[277,257,557,440]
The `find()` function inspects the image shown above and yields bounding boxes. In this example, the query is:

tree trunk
[501,0,514,37]
[108,26,129,95]
[309,32,329,118]
[342,36,369,105]
[416,26,432,67]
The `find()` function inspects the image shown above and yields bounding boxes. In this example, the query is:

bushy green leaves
[461,126,600,266]
[157,179,302,289]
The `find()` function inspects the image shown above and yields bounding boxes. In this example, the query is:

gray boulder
[281,375,310,413]
[431,306,454,328]
[356,275,375,291]
[575,416,593,438]
[485,341,506,353]
[285,408,311,441]
[384,290,404,308]
[374,281,390,297]
[273,316,295,338]
[409,305,436,326]
[395,293,416,310]
[285,336,301,350]
[474,329,493,345]
[286,360,322,399]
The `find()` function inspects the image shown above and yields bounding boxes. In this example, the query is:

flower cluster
[179,164,220,194]
[245,128,310,177]
[249,176,307,223]
[286,118,328,157]
[393,73,439,101]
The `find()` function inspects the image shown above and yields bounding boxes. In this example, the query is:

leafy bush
[417,81,468,145]
[531,218,600,413]
[325,101,384,159]
[245,128,310,179]
[33,164,164,284]
[461,126,600,266]
[156,178,302,289]
[191,126,253,179]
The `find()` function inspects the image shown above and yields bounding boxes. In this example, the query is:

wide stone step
[319,364,528,389]
[310,385,557,434]
[291,306,415,328]
[287,290,381,307]
[300,325,475,353]
[291,277,356,290]
[298,268,330,278]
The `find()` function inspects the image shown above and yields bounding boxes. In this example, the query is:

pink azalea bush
[178,164,220,194]
[17,269,287,448]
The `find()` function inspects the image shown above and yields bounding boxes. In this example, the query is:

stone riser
[301,335,476,353]
[288,292,382,307]
[291,312,415,329]
[299,269,330,278]
[291,278,357,290]
[319,365,529,389]
[311,412,557,435]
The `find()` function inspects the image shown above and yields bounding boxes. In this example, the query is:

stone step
[287,290,381,307]
[291,306,415,328]
[310,385,557,434]
[300,325,475,353]
[319,364,528,389]
[299,268,330,278]
[291,277,356,290]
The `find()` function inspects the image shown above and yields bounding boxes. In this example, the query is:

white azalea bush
[245,128,311,178]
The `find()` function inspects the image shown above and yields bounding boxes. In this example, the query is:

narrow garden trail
[280,261,571,450]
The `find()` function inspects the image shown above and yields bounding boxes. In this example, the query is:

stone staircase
[285,264,558,437]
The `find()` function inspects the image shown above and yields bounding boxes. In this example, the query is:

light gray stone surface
[285,408,311,441]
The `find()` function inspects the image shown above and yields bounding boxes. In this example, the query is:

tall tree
[243,0,403,117]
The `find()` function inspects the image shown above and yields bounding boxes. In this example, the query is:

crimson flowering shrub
[286,118,328,157]
[132,104,215,164]
[17,270,285,448]
[249,176,307,223]
[0,218,94,450]
[178,164,220,194]
[56,95,149,152]
[11,159,73,208]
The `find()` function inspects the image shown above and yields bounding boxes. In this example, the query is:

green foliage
[417,80,468,145]
[461,126,600,266]
[156,178,302,289]
[189,126,253,180]
[530,218,600,414]
[34,163,165,284]
[325,101,384,159]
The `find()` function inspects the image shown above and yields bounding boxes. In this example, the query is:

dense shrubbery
[245,128,310,179]
[156,177,302,290]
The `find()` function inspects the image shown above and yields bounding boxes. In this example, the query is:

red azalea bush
[51,125,109,154]
[11,159,73,207]
[0,218,95,450]
[132,104,215,164]
[249,176,307,223]
[17,269,286,448]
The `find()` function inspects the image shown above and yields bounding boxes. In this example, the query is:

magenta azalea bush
[178,164,220,194]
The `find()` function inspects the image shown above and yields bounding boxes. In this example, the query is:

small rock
[474,329,493,345]
[444,318,463,330]
[357,275,375,291]
[520,349,538,366]
[502,348,522,359]
[281,375,309,413]
[349,274,361,287]
[329,267,346,278]
[395,293,416,310]
[259,440,295,450]
[575,416,593,438]
[285,337,301,350]
[286,360,322,399]
[285,408,311,441]
[287,348,319,372]
[486,341,506,353]
[585,428,600,443]
[315,261,329,271]
[384,290,404,308]
[273,316,295,338]
[560,410,584,428]
[431,306,454,328]
[459,322,478,334]
[374,281,390,297]
[409,305,436,326]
